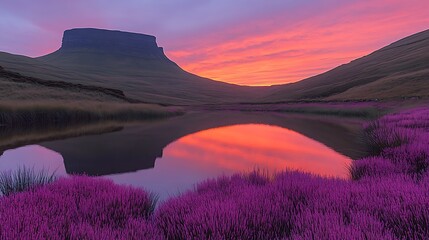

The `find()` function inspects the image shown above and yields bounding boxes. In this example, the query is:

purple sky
[1,0,428,85]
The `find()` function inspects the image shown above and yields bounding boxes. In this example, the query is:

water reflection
[34,112,366,176]
[0,145,66,175]
[108,124,351,199]
[0,112,367,200]
[0,118,357,200]
[163,124,351,177]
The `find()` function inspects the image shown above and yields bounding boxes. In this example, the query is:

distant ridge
[0,28,265,104]
[0,28,428,104]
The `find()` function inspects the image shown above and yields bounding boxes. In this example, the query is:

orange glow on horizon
[166,0,429,86]
[2,0,427,86]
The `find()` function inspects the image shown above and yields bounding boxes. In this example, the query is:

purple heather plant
[155,107,429,239]
[0,177,160,239]
[1,107,429,239]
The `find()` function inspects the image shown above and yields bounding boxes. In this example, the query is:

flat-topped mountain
[0,28,428,104]
[0,28,266,105]
[61,28,163,56]
[41,28,172,63]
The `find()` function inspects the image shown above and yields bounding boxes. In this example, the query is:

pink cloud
[166,0,429,85]
[0,0,428,85]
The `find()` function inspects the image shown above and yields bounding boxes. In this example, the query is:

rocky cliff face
[58,28,167,59]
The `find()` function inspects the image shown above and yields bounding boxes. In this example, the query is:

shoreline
[1,104,428,238]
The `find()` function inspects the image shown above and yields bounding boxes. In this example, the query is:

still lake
[0,112,367,200]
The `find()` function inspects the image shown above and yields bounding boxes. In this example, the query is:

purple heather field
[1,107,429,239]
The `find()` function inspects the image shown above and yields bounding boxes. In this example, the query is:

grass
[0,101,184,128]
[0,106,428,239]
[196,101,384,118]
[0,76,128,103]
[0,167,56,196]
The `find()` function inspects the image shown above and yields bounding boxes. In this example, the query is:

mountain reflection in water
[0,112,367,200]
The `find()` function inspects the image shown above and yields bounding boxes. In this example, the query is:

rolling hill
[264,29,429,102]
[0,28,266,105]
[0,65,129,102]
[0,28,428,104]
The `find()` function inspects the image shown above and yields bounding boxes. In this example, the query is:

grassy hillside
[0,29,268,105]
[0,66,183,127]
[0,51,268,105]
[0,100,183,134]
[0,65,132,102]
[264,29,429,102]
[0,28,428,104]
[40,50,268,104]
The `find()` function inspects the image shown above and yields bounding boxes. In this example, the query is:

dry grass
[264,29,429,102]
[0,78,126,103]
[0,101,184,128]
[194,102,383,118]
[330,69,429,100]
[0,167,56,196]
[0,51,267,105]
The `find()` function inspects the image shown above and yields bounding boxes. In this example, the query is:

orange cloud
[166,0,429,86]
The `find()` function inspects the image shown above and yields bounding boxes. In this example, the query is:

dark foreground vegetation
[0,101,183,128]
[0,167,56,196]
[0,107,428,239]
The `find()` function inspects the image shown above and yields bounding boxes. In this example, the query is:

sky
[0,0,428,86]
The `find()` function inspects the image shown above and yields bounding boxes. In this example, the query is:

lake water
[0,112,366,201]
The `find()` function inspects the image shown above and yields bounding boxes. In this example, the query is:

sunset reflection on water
[0,124,352,200]
[163,124,351,178]
[108,124,351,200]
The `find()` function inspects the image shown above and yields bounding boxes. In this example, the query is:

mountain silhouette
[1,28,428,103]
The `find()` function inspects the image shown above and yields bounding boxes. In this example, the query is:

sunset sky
[0,0,428,86]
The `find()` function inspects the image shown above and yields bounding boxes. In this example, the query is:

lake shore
[0,103,428,238]
[0,101,184,128]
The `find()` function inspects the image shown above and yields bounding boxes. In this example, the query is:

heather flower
[2,107,429,239]
[0,177,158,239]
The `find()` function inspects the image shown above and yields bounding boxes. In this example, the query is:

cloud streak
[0,0,428,85]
